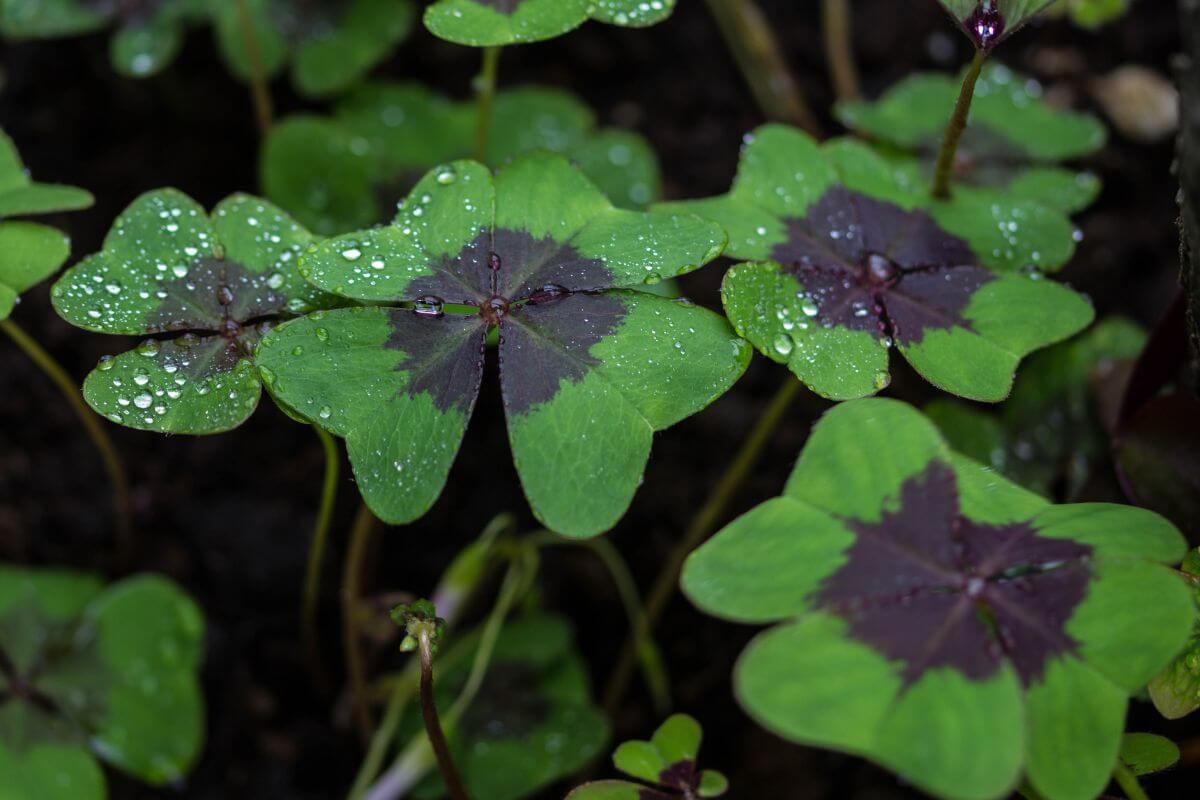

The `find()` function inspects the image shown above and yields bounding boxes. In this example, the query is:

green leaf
[611,740,666,783]
[0,128,93,217]
[697,770,729,797]
[0,221,70,321]
[683,398,1197,800]
[0,742,106,800]
[52,190,338,434]
[1119,733,1180,776]
[1049,0,1130,29]
[0,0,106,39]
[565,781,651,800]
[664,124,1093,403]
[423,0,675,46]
[937,0,1059,49]
[263,154,743,536]
[108,8,185,78]
[650,714,701,766]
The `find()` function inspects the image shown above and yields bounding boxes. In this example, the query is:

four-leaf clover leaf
[682,398,1195,800]
[660,125,1094,402]
[52,189,340,434]
[0,128,93,320]
[256,153,749,536]
[0,565,205,798]
[837,63,1107,214]
[424,0,676,47]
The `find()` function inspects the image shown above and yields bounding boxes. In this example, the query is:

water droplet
[414,296,445,317]
[773,335,794,356]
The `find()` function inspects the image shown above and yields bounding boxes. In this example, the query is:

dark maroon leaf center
[770,187,993,346]
[815,461,1092,686]
[964,1,1006,50]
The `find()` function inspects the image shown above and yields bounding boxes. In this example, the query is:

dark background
[0,1,1193,797]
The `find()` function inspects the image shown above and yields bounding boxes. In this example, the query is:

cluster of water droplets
[588,0,674,25]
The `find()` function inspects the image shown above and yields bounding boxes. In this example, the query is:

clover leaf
[937,1,1058,50]
[837,63,1107,214]
[567,713,728,800]
[423,0,676,47]
[0,0,203,77]
[261,83,662,235]
[1046,0,1130,28]
[51,189,340,434]
[213,0,414,97]
[404,613,608,800]
[1118,733,1180,777]
[1149,549,1200,720]
[660,125,1093,402]
[681,398,1195,800]
[925,316,1145,499]
[257,153,747,536]
[0,564,205,797]
[0,128,93,320]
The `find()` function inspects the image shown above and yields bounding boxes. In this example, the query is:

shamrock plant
[0,0,204,77]
[567,713,729,800]
[0,565,205,798]
[257,153,748,536]
[682,398,1195,800]
[0,129,92,320]
[262,83,661,235]
[423,0,676,46]
[925,316,1145,499]
[661,125,1093,402]
[51,189,340,434]
[837,63,1107,214]
[213,0,414,97]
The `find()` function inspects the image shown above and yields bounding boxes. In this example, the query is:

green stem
[343,502,379,744]
[932,48,987,200]
[302,425,339,689]
[603,377,801,712]
[1,318,135,569]
[821,0,860,102]
[1113,763,1151,800]
[417,628,470,800]
[704,0,820,134]
[531,532,671,713]
[234,0,273,135]
[473,46,502,162]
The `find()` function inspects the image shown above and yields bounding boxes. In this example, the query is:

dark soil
[0,1,1195,798]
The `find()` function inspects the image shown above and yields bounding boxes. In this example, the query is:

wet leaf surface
[423,0,675,46]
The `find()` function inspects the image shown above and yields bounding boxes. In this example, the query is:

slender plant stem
[302,425,339,689]
[343,502,379,744]
[603,377,801,712]
[1,318,135,568]
[233,0,273,135]
[417,628,470,800]
[531,532,671,713]
[821,0,861,102]
[932,48,987,199]
[473,46,502,162]
[704,0,820,135]
[1112,763,1151,800]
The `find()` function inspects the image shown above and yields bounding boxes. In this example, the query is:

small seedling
[423,0,677,47]
[661,125,1093,402]
[51,189,341,434]
[0,565,205,798]
[682,398,1195,800]
[262,83,661,235]
[567,713,728,799]
[925,316,1145,498]
[837,62,1107,214]
[257,153,749,536]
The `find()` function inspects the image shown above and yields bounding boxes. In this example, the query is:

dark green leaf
[1118,733,1180,776]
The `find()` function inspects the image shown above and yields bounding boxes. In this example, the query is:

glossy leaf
[937,0,1058,50]
[261,83,662,235]
[51,190,339,434]
[213,0,414,97]
[259,154,746,537]
[682,398,1195,800]
[423,0,676,46]
[836,64,1106,213]
[662,125,1093,403]
[0,565,205,793]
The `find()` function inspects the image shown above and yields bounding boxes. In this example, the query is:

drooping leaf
[926,316,1145,498]
[836,63,1106,213]
[261,83,662,236]
[51,189,339,434]
[405,614,609,800]
[661,125,1093,403]
[0,565,205,793]
[937,0,1059,50]
[213,0,414,97]
[1118,733,1180,776]
[681,398,1194,800]
[259,154,746,537]
[423,0,676,47]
